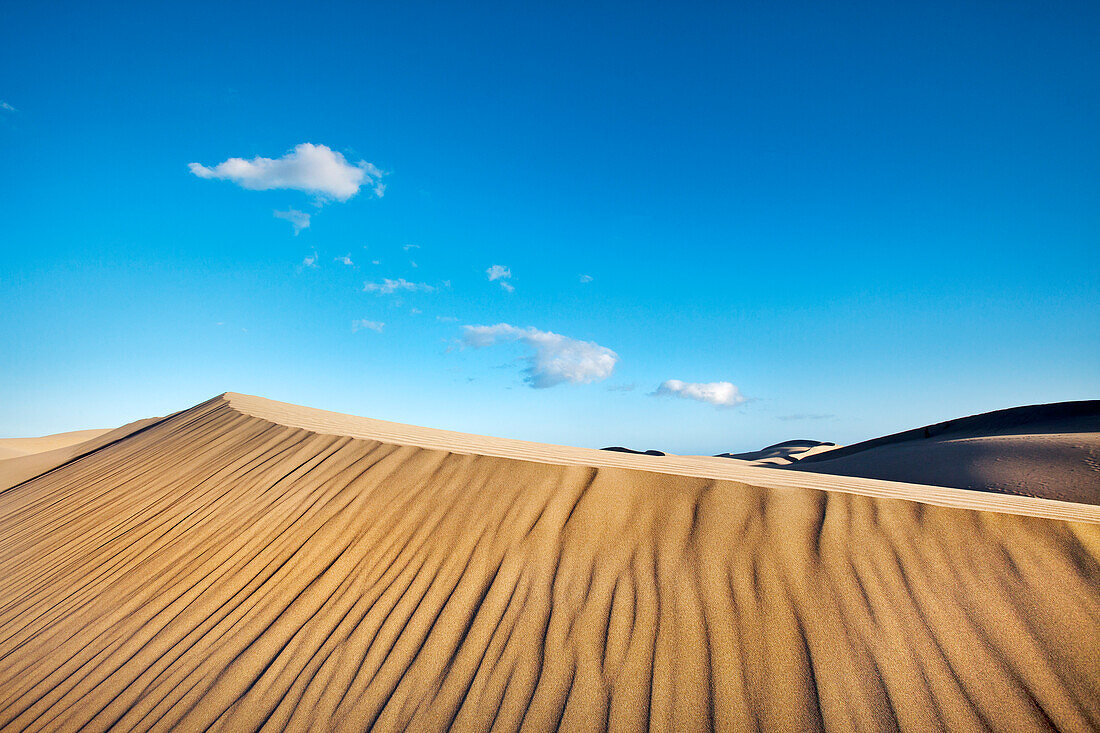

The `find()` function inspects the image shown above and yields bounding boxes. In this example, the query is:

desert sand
[789,401,1100,505]
[0,393,1097,732]
[0,418,164,493]
[0,429,112,461]
[714,440,840,466]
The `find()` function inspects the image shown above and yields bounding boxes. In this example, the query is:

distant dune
[0,428,111,460]
[715,439,839,465]
[789,401,1100,505]
[601,446,666,456]
[0,418,164,492]
[0,393,1097,732]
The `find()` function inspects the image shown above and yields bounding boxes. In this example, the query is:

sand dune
[0,393,1097,732]
[714,440,840,465]
[0,418,164,492]
[0,429,112,461]
[601,447,666,456]
[790,401,1100,505]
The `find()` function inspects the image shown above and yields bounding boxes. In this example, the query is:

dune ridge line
[225,393,1100,525]
[0,393,1096,731]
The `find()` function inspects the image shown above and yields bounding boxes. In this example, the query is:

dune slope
[0,417,165,492]
[0,394,1097,732]
[714,440,839,465]
[0,429,112,461]
[790,401,1100,504]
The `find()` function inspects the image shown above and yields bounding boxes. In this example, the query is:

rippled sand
[0,394,1096,732]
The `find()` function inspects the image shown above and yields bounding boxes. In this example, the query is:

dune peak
[0,393,1096,731]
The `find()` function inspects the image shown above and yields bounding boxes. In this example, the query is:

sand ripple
[0,395,1096,731]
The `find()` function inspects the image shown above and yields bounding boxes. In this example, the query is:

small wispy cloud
[653,380,747,408]
[0,101,16,113]
[302,250,319,268]
[487,265,514,292]
[275,208,310,234]
[363,278,435,295]
[352,319,385,333]
[335,253,354,265]
[462,323,618,388]
[189,143,385,201]
[403,244,420,251]
[579,274,593,283]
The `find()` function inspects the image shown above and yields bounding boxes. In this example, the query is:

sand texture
[0,429,112,461]
[0,393,1097,732]
[791,401,1100,504]
[0,418,164,493]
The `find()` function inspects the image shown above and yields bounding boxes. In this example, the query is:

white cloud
[189,143,384,201]
[410,308,422,315]
[363,278,435,295]
[302,250,319,268]
[0,101,16,112]
[653,380,747,407]
[275,208,311,234]
[487,264,514,291]
[352,319,385,333]
[579,274,594,283]
[403,244,420,251]
[462,323,618,388]
[335,253,354,265]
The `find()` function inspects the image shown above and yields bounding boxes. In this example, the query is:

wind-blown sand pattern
[0,418,163,493]
[0,393,1097,732]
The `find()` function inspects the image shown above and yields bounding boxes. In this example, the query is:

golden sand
[0,393,1096,731]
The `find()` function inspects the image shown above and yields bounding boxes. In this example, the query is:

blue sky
[2,1,1098,453]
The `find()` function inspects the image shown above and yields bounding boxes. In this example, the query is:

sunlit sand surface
[0,393,1096,731]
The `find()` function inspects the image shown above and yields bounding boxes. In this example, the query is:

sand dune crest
[0,394,1096,731]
